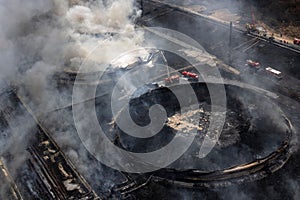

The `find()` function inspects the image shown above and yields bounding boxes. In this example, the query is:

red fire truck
[294,38,300,45]
[246,59,260,68]
[181,71,199,80]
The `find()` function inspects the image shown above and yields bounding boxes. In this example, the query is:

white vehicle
[265,67,283,79]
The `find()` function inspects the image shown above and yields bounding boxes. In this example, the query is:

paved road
[136,1,300,199]
[140,0,300,102]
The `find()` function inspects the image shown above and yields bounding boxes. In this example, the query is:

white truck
[265,67,283,79]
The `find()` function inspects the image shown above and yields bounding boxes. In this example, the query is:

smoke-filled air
[0,0,299,199]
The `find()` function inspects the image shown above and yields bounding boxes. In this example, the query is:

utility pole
[229,21,233,64]
[140,0,144,17]
[161,52,170,78]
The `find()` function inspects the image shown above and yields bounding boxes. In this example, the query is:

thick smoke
[0,0,56,194]
[0,0,144,112]
[0,0,144,197]
[0,0,298,199]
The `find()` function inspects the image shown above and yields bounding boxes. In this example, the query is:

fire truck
[246,59,260,68]
[164,75,180,85]
[181,71,199,80]
[294,38,300,45]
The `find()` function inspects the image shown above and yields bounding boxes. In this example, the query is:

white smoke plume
[0,0,144,197]
[0,0,143,111]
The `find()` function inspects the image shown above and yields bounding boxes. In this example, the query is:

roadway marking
[233,37,257,50]
[242,40,260,52]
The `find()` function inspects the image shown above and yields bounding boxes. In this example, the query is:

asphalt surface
[134,1,300,199]
[142,1,300,79]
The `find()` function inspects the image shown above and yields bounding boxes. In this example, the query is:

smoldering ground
[0,0,144,197]
[0,0,299,199]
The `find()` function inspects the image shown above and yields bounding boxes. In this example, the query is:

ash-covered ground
[0,0,299,199]
[116,83,291,170]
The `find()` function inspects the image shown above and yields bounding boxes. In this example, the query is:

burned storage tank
[111,82,295,187]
